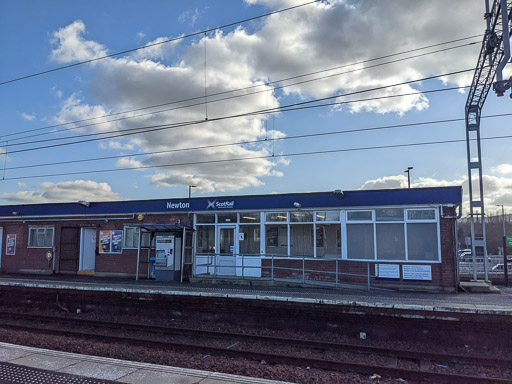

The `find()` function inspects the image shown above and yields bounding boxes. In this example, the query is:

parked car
[491,263,512,273]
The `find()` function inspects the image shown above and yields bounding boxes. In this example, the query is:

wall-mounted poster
[111,230,123,253]
[99,231,123,254]
[99,231,111,253]
[6,234,16,255]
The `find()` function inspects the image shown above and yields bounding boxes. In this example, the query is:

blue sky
[0,0,511,214]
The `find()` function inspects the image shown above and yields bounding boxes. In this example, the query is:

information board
[375,264,400,279]
[99,231,123,254]
[402,265,432,281]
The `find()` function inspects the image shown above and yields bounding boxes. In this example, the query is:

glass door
[217,226,237,276]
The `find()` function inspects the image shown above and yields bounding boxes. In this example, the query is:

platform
[0,273,511,315]
[0,342,291,384]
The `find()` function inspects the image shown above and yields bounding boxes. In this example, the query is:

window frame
[28,226,55,248]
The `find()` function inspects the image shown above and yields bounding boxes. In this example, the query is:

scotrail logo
[206,200,235,209]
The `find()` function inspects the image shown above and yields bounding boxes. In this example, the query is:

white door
[217,226,237,276]
[80,228,96,272]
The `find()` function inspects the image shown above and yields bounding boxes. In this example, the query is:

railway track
[0,311,510,384]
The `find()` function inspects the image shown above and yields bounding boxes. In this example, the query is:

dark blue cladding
[0,187,462,217]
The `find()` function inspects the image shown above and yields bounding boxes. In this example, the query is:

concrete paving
[0,343,292,384]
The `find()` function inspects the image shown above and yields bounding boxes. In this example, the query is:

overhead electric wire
[2,35,481,141]
[2,68,477,153]
[0,0,322,86]
[4,133,512,182]
[4,112,511,173]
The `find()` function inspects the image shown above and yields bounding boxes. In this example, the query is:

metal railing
[194,253,375,291]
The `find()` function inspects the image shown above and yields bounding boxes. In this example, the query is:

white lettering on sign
[166,202,190,209]
[206,200,235,209]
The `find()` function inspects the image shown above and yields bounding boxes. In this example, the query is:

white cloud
[360,175,407,190]
[48,1,484,193]
[491,164,512,175]
[116,157,143,169]
[178,8,201,25]
[132,36,181,62]
[99,140,136,151]
[0,180,120,204]
[21,112,36,121]
[50,20,107,63]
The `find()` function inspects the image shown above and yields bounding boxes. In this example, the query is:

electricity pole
[465,0,511,282]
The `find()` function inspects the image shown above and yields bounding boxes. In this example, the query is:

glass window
[407,209,436,220]
[375,208,404,221]
[239,225,260,255]
[265,225,287,256]
[240,213,260,223]
[407,223,439,261]
[196,226,215,253]
[316,224,341,259]
[290,211,313,222]
[347,224,374,259]
[376,223,405,260]
[196,214,215,224]
[315,211,340,221]
[347,211,372,221]
[218,213,237,223]
[28,226,54,247]
[123,227,151,248]
[266,212,288,222]
[289,224,314,257]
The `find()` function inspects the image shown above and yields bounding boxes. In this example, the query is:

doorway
[79,227,96,273]
[217,225,237,276]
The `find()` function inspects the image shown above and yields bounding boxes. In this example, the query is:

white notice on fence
[375,264,400,279]
[402,265,432,281]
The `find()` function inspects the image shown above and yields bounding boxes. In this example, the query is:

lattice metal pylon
[465,0,511,281]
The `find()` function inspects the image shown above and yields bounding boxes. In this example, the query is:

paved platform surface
[1,273,511,315]
[0,343,291,384]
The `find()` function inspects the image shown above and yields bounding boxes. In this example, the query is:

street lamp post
[188,185,196,199]
[404,167,413,188]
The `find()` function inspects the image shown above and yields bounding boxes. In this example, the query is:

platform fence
[193,253,376,291]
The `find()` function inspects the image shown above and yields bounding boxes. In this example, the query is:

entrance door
[79,228,96,273]
[217,226,236,276]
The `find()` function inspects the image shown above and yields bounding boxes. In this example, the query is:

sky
[0,0,511,215]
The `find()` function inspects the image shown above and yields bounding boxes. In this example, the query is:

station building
[0,186,462,291]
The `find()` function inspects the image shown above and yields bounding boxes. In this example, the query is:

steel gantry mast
[465,0,511,281]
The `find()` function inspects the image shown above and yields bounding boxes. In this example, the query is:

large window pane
[347,211,372,221]
[239,225,260,255]
[407,209,435,220]
[266,212,288,222]
[28,226,54,247]
[407,223,439,261]
[196,226,215,253]
[240,213,260,223]
[347,224,374,259]
[196,214,215,224]
[316,211,340,222]
[218,213,237,223]
[290,211,313,222]
[376,208,404,221]
[376,223,405,260]
[290,224,314,257]
[316,224,340,258]
[265,225,288,256]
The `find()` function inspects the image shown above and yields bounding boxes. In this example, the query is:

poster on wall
[99,231,111,253]
[6,234,16,255]
[111,230,123,253]
[99,231,123,253]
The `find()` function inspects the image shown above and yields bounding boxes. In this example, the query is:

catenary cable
[3,112,511,173]
[3,133,512,181]
[0,1,321,86]
[2,36,481,141]
[2,68,477,151]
